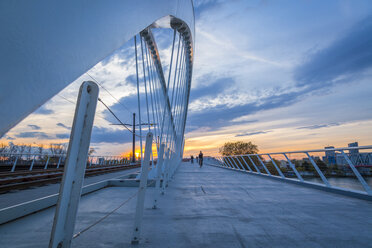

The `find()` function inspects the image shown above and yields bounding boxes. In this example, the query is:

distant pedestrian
[198,151,203,168]
[191,155,194,164]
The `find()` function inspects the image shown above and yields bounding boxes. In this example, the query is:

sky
[1,0,372,157]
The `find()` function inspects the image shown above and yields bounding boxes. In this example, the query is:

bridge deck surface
[1,162,371,247]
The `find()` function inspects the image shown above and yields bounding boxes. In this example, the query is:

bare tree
[26,144,32,160]
[88,148,96,156]
[18,144,26,157]
[37,144,44,160]
[0,143,7,154]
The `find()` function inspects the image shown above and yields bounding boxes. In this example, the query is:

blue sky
[2,0,372,156]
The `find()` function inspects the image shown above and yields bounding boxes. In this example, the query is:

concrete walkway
[0,162,371,247]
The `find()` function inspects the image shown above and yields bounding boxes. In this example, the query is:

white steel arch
[0,0,194,137]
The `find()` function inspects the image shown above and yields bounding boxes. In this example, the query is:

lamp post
[111,113,155,164]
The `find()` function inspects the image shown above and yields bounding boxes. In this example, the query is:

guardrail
[0,153,131,172]
[208,146,372,198]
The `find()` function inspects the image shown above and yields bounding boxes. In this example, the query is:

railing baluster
[44,156,50,170]
[236,156,248,171]
[247,155,261,174]
[29,155,36,171]
[305,152,330,187]
[267,154,285,178]
[283,153,304,182]
[239,155,253,172]
[230,156,242,170]
[11,156,18,172]
[256,155,271,175]
[341,150,372,195]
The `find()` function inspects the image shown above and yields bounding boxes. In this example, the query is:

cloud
[34,105,54,115]
[15,131,52,139]
[125,75,138,87]
[57,123,71,130]
[294,15,372,89]
[28,124,41,130]
[235,131,270,137]
[91,127,132,144]
[190,76,234,100]
[187,90,300,132]
[56,133,70,139]
[297,123,340,130]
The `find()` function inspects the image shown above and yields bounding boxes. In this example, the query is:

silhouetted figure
[198,151,203,168]
[191,155,194,164]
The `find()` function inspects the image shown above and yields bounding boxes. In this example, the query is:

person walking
[198,151,203,168]
[190,155,194,164]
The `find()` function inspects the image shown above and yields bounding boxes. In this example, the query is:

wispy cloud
[57,123,71,130]
[91,127,132,144]
[15,132,52,139]
[28,124,41,130]
[294,15,372,89]
[34,106,54,115]
[56,133,70,139]
[235,131,270,137]
[297,123,340,130]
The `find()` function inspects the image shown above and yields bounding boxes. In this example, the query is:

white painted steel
[237,156,252,172]
[49,81,98,248]
[305,152,330,187]
[267,154,284,178]
[341,150,372,194]
[0,0,195,137]
[153,144,165,209]
[131,132,153,244]
[212,146,372,196]
[256,155,271,175]
[247,155,261,174]
[283,153,304,182]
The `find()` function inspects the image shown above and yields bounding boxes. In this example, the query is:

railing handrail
[0,153,129,158]
[221,145,372,157]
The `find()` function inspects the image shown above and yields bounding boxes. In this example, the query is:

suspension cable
[134,35,144,160]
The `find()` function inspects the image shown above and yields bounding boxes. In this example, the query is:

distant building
[323,146,336,166]
[348,142,359,156]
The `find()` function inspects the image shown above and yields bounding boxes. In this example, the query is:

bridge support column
[49,81,98,248]
[131,132,153,244]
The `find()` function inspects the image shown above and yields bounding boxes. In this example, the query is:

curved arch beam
[0,0,195,136]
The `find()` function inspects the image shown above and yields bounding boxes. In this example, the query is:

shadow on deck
[0,162,371,247]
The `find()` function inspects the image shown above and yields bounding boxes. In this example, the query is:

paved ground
[0,162,371,247]
[0,167,139,208]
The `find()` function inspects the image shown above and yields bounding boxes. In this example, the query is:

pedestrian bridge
[1,162,371,247]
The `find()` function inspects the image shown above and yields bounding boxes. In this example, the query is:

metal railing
[0,152,131,172]
[208,146,372,196]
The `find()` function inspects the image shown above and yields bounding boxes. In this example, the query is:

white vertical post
[29,155,36,171]
[49,81,98,248]
[131,132,153,244]
[161,149,170,194]
[153,144,164,209]
[44,156,50,170]
[11,156,18,172]
[56,156,62,169]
